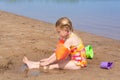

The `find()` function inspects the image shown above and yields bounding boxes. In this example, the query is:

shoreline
[0,11,120,80]
[1,10,120,41]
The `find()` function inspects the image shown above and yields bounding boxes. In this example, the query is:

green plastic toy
[85,45,94,59]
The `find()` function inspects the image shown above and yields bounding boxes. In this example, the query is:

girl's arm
[40,53,56,66]
[40,53,56,62]
[48,53,56,60]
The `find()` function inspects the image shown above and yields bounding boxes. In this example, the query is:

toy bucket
[85,45,94,59]
[100,62,113,69]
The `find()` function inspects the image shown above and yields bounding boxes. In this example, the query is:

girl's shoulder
[64,32,83,49]
[69,32,82,43]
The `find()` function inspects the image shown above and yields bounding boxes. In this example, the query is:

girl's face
[56,27,69,38]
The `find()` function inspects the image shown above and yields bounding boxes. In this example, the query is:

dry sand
[0,11,120,80]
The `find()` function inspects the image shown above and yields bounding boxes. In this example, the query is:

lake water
[0,0,120,40]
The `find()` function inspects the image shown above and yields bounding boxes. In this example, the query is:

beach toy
[85,45,94,59]
[100,62,113,69]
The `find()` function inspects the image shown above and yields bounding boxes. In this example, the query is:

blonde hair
[55,17,73,32]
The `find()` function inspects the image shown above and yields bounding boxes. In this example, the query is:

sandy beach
[0,11,120,80]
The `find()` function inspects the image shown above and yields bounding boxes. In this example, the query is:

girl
[23,17,87,70]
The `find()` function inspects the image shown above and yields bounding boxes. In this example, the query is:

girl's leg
[48,59,80,70]
[23,56,40,69]
[61,61,80,70]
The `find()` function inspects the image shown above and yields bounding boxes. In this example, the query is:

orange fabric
[55,39,70,60]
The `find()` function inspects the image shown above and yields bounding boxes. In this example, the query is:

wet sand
[0,11,120,80]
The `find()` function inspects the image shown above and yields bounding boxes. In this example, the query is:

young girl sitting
[23,17,87,70]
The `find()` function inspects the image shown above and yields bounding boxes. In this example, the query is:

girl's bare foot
[23,56,40,69]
